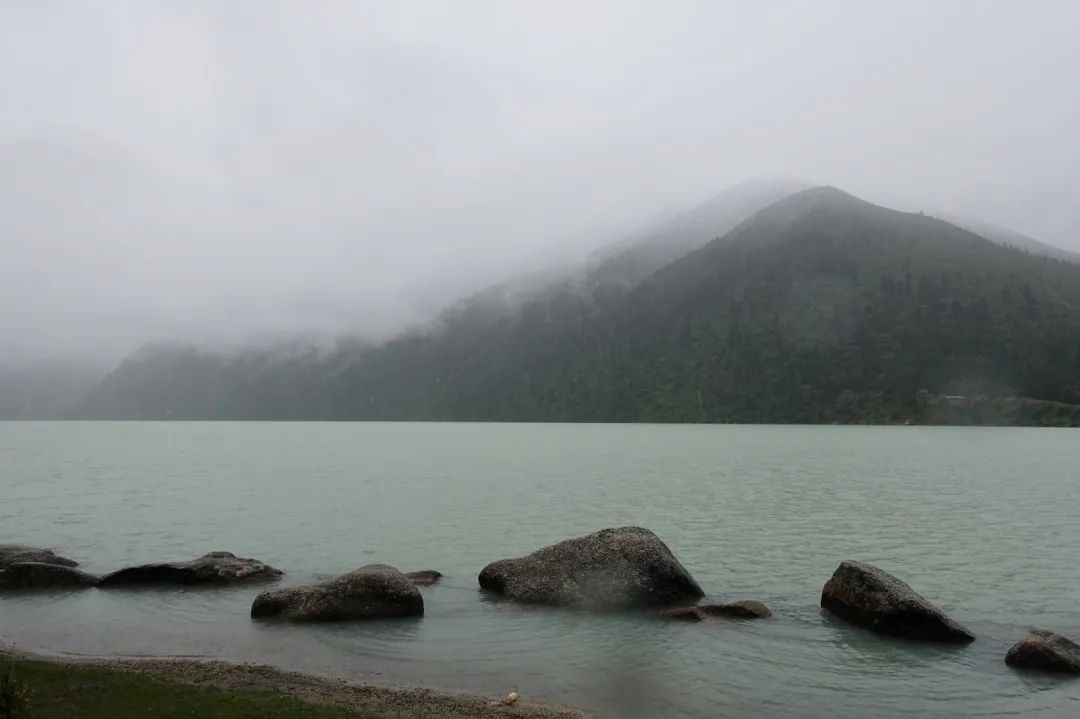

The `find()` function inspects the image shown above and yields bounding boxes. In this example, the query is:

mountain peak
[766,184,864,211]
[589,176,814,286]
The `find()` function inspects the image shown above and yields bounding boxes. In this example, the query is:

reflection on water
[2,422,1079,717]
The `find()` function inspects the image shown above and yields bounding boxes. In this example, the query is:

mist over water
[3,422,1079,717]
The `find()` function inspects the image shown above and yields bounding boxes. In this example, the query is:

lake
[1,422,1078,717]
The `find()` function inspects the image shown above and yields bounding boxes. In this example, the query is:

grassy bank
[0,649,590,719]
[2,660,371,718]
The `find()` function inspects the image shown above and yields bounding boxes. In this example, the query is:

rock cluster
[9,532,1080,685]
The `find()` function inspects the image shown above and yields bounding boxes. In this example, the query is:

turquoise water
[1,422,1078,717]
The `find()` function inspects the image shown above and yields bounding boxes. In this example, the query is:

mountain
[940,214,1080,264]
[587,176,812,287]
[78,340,349,421]
[428,177,812,333]
[79,186,1080,425]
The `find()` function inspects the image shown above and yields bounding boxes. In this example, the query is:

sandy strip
[0,643,595,718]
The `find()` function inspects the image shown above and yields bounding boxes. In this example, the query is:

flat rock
[821,561,974,643]
[1006,631,1080,674]
[0,545,79,569]
[98,551,282,587]
[404,570,442,587]
[661,600,772,621]
[251,564,423,621]
[0,562,99,589]
[478,527,704,610]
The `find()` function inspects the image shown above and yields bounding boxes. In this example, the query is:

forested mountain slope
[79,187,1080,424]
[942,214,1080,264]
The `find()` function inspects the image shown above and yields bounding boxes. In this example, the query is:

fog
[2,1,1078,363]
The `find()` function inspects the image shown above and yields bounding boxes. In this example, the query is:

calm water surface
[1,422,1078,718]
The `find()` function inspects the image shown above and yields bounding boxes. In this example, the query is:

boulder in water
[820,561,974,643]
[478,527,704,609]
[0,545,79,569]
[251,564,423,621]
[0,562,99,589]
[1006,631,1080,674]
[98,551,282,587]
[661,600,772,621]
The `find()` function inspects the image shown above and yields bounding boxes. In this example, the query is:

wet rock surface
[0,545,79,569]
[1006,631,1080,674]
[661,600,772,621]
[251,564,424,621]
[0,561,99,589]
[821,561,974,643]
[479,527,704,609]
[98,551,282,587]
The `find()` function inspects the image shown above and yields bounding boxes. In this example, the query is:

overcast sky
[2,1,1078,362]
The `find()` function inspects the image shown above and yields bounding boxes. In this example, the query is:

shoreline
[0,642,595,719]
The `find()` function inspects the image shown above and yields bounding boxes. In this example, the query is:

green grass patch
[2,660,375,719]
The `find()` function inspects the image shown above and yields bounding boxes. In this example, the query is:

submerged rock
[98,551,282,587]
[1006,631,1080,674]
[661,600,772,621]
[820,561,974,643]
[251,564,423,621]
[0,562,99,589]
[0,545,79,569]
[661,606,708,621]
[478,527,704,609]
[404,570,442,587]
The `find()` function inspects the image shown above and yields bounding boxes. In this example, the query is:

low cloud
[2,1,1077,362]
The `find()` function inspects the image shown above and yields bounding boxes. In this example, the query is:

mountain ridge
[76,184,1080,425]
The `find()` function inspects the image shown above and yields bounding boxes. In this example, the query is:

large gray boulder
[821,561,974,643]
[251,564,424,621]
[1006,631,1080,674]
[98,551,282,587]
[0,562,99,589]
[478,527,704,609]
[0,545,79,569]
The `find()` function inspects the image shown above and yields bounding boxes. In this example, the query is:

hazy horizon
[3,1,1078,365]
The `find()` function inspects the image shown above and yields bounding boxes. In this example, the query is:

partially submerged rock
[661,600,772,621]
[820,561,974,643]
[251,564,423,621]
[478,527,704,609]
[404,570,442,587]
[661,606,708,621]
[0,561,99,589]
[0,545,79,569]
[1006,631,1080,674]
[98,551,282,587]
